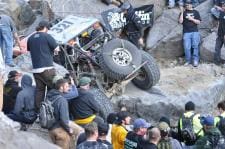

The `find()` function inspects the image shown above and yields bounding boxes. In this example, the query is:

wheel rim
[135,67,147,81]
[112,48,132,66]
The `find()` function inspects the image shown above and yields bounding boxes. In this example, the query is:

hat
[120,1,131,10]
[185,101,195,111]
[52,75,63,84]
[8,71,22,79]
[133,118,151,129]
[79,77,91,86]
[98,123,109,136]
[38,20,50,29]
[116,111,130,123]
[185,0,192,4]
[201,116,214,126]
[159,116,171,126]
[158,122,170,132]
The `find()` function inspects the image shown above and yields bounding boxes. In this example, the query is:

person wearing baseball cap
[70,76,104,126]
[157,122,182,149]
[111,111,131,149]
[195,115,224,148]
[179,0,201,67]
[124,118,150,149]
[27,19,59,111]
[3,70,22,114]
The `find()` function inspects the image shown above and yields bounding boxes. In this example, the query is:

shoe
[184,62,190,66]
[7,63,15,67]
[193,61,199,67]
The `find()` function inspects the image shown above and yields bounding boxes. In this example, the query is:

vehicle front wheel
[132,51,160,90]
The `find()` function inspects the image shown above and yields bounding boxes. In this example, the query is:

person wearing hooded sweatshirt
[48,78,83,149]
[195,116,225,149]
[7,74,37,124]
[3,70,22,114]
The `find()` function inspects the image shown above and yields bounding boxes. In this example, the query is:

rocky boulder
[0,0,36,30]
[112,64,225,125]
[200,32,225,62]
[50,0,165,19]
[146,0,214,59]
[0,112,59,149]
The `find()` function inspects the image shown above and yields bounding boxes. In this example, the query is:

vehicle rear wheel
[132,51,160,90]
[90,88,114,121]
[99,38,142,80]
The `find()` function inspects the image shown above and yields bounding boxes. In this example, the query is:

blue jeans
[0,25,14,65]
[183,32,200,63]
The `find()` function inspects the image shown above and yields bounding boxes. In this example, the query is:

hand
[187,16,194,21]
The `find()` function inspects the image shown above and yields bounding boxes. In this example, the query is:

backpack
[39,96,60,129]
[157,138,172,149]
[181,113,199,144]
[217,116,225,136]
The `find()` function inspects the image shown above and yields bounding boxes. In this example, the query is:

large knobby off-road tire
[89,88,114,121]
[99,38,142,80]
[132,51,160,90]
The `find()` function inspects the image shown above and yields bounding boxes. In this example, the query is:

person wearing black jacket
[48,78,83,149]
[124,118,150,149]
[214,2,225,65]
[70,77,103,126]
[121,2,144,48]
[3,71,22,114]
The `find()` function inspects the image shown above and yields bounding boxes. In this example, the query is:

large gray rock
[201,32,225,62]
[0,112,59,149]
[146,0,214,59]
[0,0,36,30]
[50,0,165,19]
[112,64,225,125]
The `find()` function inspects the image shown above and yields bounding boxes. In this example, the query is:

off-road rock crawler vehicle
[49,15,160,97]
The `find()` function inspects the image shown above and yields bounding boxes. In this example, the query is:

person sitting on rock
[157,122,182,149]
[141,127,161,149]
[70,77,104,126]
[3,70,22,114]
[179,0,201,67]
[195,115,225,148]
[47,78,83,149]
[211,0,225,19]
[214,1,225,65]
[124,118,150,149]
[177,101,203,148]
[7,75,37,128]
[77,122,108,149]
[111,111,131,149]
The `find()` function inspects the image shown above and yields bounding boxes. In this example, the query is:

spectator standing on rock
[7,75,37,126]
[27,20,59,111]
[48,78,83,149]
[3,70,22,114]
[214,2,225,65]
[211,0,225,19]
[0,14,21,67]
[111,111,131,149]
[157,122,182,149]
[177,101,203,149]
[179,0,201,67]
[120,1,144,49]
[142,127,161,149]
[195,116,225,149]
[124,118,150,149]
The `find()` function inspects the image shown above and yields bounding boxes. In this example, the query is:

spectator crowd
[1,0,225,149]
